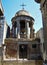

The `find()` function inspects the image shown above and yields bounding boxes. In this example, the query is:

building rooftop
[11,9,34,22]
[15,9,31,16]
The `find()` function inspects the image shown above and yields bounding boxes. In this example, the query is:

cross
[20,3,26,10]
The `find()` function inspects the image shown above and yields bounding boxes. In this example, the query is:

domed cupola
[15,10,31,16]
[12,9,34,23]
[11,9,35,39]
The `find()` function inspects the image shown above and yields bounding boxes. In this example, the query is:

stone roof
[11,9,34,22]
[15,10,31,16]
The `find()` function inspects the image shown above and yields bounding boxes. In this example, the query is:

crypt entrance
[19,44,28,59]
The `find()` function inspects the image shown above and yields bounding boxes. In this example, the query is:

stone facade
[35,0,47,63]
[4,38,43,65]
[4,9,43,65]
[36,28,44,60]
[4,38,42,60]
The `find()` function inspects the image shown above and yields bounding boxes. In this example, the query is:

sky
[2,0,43,33]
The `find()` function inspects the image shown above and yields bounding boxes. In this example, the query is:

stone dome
[15,10,31,16]
[11,9,34,22]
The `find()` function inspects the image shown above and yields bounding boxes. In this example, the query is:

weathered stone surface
[3,60,43,65]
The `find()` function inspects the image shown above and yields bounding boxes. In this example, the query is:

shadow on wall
[6,26,10,38]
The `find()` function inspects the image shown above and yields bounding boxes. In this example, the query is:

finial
[20,3,26,10]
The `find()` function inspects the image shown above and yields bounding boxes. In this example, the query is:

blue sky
[2,0,43,33]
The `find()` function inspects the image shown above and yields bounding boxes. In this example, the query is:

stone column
[25,21,30,38]
[17,21,20,39]
[30,23,33,38]
[14,27,16,37]
[15,27,17,38]
[12,27,14,37]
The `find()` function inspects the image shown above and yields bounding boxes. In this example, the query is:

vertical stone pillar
[15,27,17,38]
[30,23,33,38]
[17,21,20,39]
[12,27,14,37]
[25,21,30,38]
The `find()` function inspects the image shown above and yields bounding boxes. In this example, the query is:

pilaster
[12,27,14,37]
[25,21,30,39]
[17,21,20,39]
[30,23,33,38]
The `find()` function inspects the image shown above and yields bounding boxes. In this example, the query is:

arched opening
[20,20,26,38]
